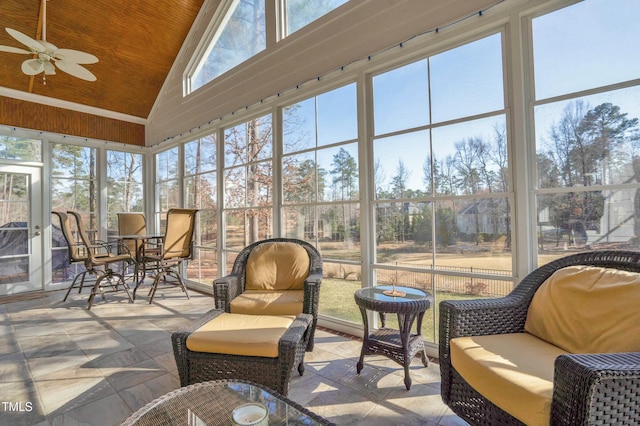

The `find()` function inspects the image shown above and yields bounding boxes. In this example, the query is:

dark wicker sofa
[439,250,640,425]
[213,238,323,351]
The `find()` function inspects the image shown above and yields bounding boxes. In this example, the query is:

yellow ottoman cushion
[451,332,569,426]
[230,290,304,316]
[186,313,295,358]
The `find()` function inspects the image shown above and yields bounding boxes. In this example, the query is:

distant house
[456,199,509,236]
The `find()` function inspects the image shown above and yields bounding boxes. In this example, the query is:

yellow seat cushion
[230,290,304,316]
[451,333,568,426]
[525,265,640,354]
[245,242,310,291]
[186,313,295,358]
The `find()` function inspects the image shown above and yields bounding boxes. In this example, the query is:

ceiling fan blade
[21,59,44,75]
[43,61,56,75]
[5,28,44,52]
[54,48,98,64]
[39,40,58,52]
[54,61,97,81]
[0,45,32,54]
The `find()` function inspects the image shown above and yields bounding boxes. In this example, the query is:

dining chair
[52,211,93,300]
[117,212,147,258]
[117,212,161,284]
[139,208,198,303]
[67,210,134,309]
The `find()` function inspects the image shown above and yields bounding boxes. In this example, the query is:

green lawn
[319,278,483,343]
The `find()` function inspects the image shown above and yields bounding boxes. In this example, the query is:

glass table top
[122,380,332,426]
[356,285,429,303]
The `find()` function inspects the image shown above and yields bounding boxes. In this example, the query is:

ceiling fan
[0,0,98,82]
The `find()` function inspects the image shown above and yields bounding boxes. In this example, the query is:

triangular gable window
[188,0,266,93]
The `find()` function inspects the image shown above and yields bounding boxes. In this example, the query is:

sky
[371,0,640,192]
[533,0,640,152]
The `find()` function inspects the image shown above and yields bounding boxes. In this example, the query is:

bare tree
[454,138,483,243]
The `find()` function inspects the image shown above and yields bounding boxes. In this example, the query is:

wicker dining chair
[213,238,322,351]
[439,250,640,426]
[139,208,198,303]
[67,210,134,309]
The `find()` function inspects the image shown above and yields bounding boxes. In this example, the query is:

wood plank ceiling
[0,0,204,119]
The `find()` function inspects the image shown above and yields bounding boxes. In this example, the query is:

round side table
[354,285,432,390]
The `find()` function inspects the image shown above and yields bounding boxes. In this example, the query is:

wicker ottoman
[171,309,312,396]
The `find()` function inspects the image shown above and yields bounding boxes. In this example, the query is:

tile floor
[0,286,468,425]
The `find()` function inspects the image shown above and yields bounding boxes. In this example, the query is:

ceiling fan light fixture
[21,58,44,75]
[43,61,56,75]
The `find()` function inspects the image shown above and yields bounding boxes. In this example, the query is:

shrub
[464,280,488,295]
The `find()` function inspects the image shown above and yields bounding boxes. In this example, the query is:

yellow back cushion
[525,265,640,354]
[245,242,310,291]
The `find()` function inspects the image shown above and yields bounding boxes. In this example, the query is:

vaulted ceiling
[0,0,204,120]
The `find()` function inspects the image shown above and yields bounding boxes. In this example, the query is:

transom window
[187,0,350,94]
[189,0,266,93]
[284,0,349,35]
[0,136,41,162]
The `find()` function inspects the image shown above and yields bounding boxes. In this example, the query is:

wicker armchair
[213,238,322,351]
[439,250,640,426]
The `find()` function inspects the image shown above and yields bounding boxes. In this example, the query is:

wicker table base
[355,285,432,390]
[122,379,335,426]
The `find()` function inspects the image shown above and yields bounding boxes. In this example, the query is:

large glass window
[155,147,180,231]
[223,114,273,272]
[533,0,640,265]
[184,135,219,282]
[51,144,98,229]
[190,0,266,92]
[106,150,144,235]
[51,144,98,284]
[372,33,510,343]
[283,83,360,324]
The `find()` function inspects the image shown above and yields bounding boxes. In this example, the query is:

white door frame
[0,164,43,295]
